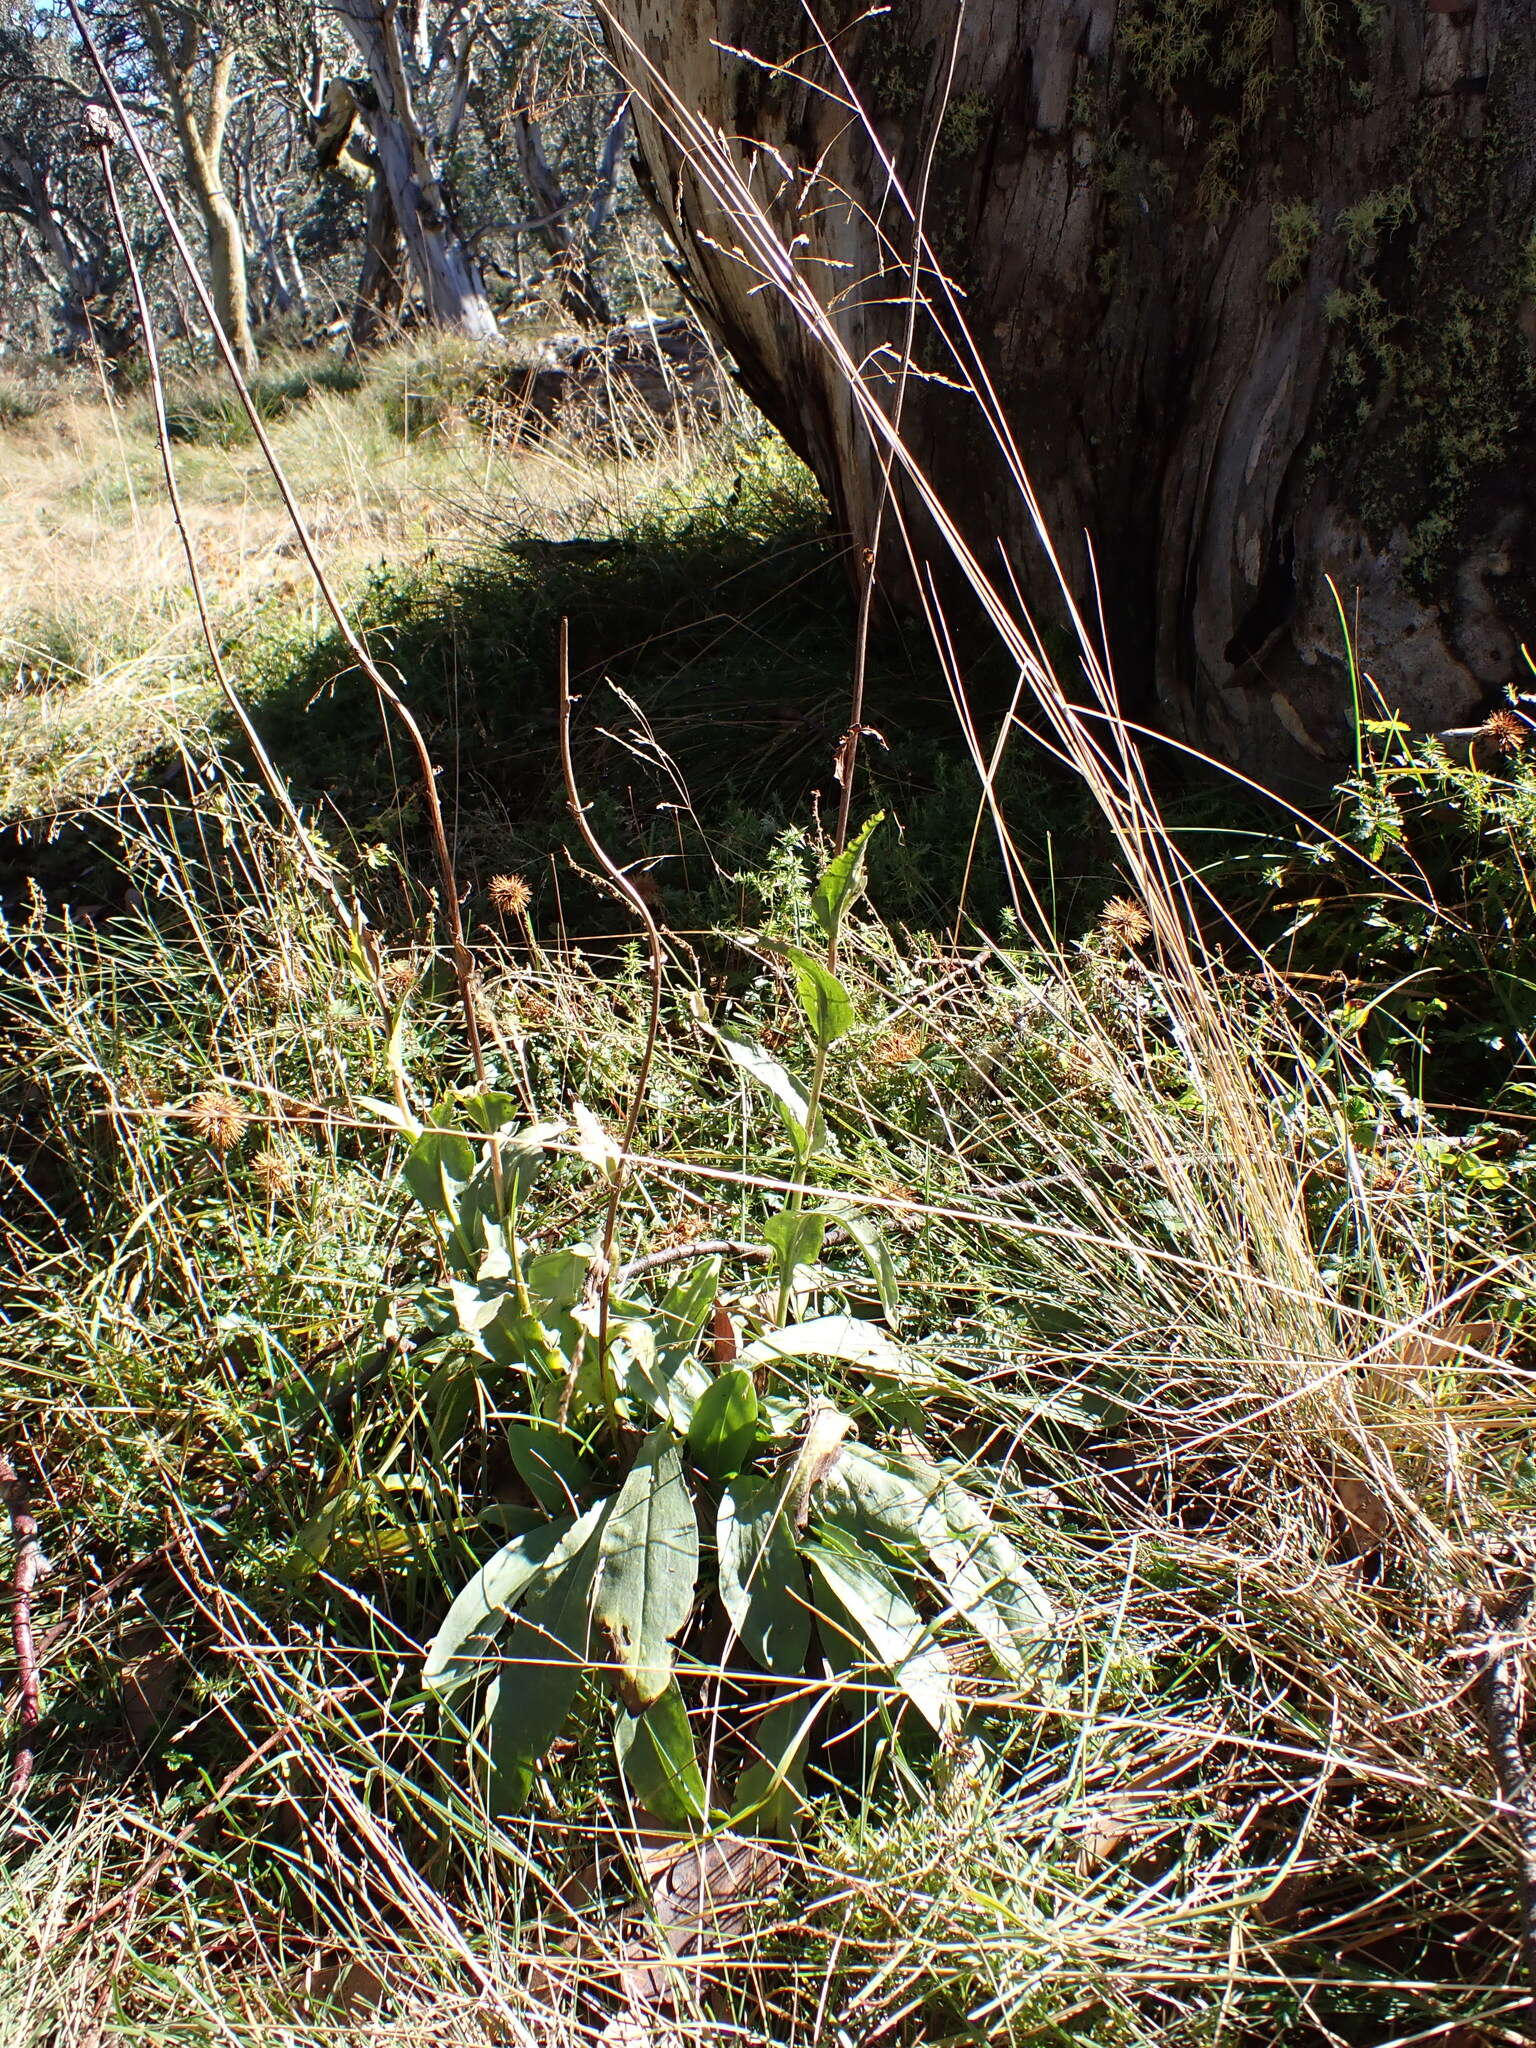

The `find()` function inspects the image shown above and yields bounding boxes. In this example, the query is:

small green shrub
[401,821,1057,1827]
[1225,706,1536,1110]
[0,375,43,426]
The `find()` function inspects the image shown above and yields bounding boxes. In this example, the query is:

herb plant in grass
[403,822,1057,1829]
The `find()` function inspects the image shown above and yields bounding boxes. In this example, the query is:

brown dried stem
[556,618,665,1409]
[1461,1571,1536,1998]
[0,1453,44,1800]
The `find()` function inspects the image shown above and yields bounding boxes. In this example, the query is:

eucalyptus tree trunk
[603,1,1536,783]
[136,4,257,376]
[334,0,499,341]
[350,172,408,350]
[510,107,613,328]
[0,137,109,350]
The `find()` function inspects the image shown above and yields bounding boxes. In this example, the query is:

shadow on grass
[238,452,1106,940]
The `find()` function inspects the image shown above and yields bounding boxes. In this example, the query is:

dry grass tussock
[0,745,1532,2044]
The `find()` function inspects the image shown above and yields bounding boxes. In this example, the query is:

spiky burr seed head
[186,1090,249,1153]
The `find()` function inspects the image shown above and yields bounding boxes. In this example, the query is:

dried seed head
[259,953,306,1000]
[120,1066,166,1110]
[1098,895,1153,951]
[488,873,531,916]
[872,1023,928,1069]
[516,991,554,1031]
[381,955,417,996]
[875,1178,922,1233]
[187,1089,249,1153]
[250,1146,295,1199]
[1480,708,1528,756]
[656,1209,711,1249]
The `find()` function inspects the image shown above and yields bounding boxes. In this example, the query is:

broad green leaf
[898,1452,1055,1680]
[687,1365,759,1480]
[594,1429,700,1712]
[630,1258,722,1432]
[760,1393,808,1442]
[811,811,884,945]
[743,1316,906,1376]
[764,1209,826,1294]
[458,1120,563,1253]
[600,1300,713,1433]
[803,1533,953,1734]
[814,1444,1054,1682]
[483,1497,610,1809]
[507,1421,594,1517]
[357,1094,420,1135]
[615,1679,708,1826]
[451,1090,525,1136]
[778,945,855,1049]
[811,1439,924,1545]
[482,1301,567,1377]
[525,1245,592,1312]
[731,1696,813,1836]
[718,1473,811,1673]
[818,1205,901,1326]
[712,1026,814,1150]
[402,1126,476,1238]
[405,1112,560,1278]
[656,1257,723,1351]
[447,1277,516,1345]
[423,1513,574,1697]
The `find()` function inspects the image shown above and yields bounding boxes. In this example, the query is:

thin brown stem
[0,1453,44,1800]
[556,619,665,1413]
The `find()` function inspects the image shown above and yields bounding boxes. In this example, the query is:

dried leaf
[643,1831,781,1956]
[298,1960,388,2018]
[1394,1317,1501,1370]
[710,1301,737,1364]
[1334,1473,1392,1553]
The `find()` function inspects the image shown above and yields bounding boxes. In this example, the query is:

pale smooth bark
[334,0,499,341]
[137,3,257,375]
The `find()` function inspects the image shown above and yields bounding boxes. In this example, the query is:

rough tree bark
[603,1,1536,782]
[333,0,499,341]
[136,2,257,376]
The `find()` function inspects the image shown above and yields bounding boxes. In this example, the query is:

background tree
[0,0,668,360]
[602,0,1536,781]
[0,1,130,351]
[475,9,625,327]
[330,0,499,339]
[130,0,258,372]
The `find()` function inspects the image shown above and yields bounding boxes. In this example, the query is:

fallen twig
[1461,1561,1536,1996]
[0,1452,46,1800]
[616,1224,850,1287]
